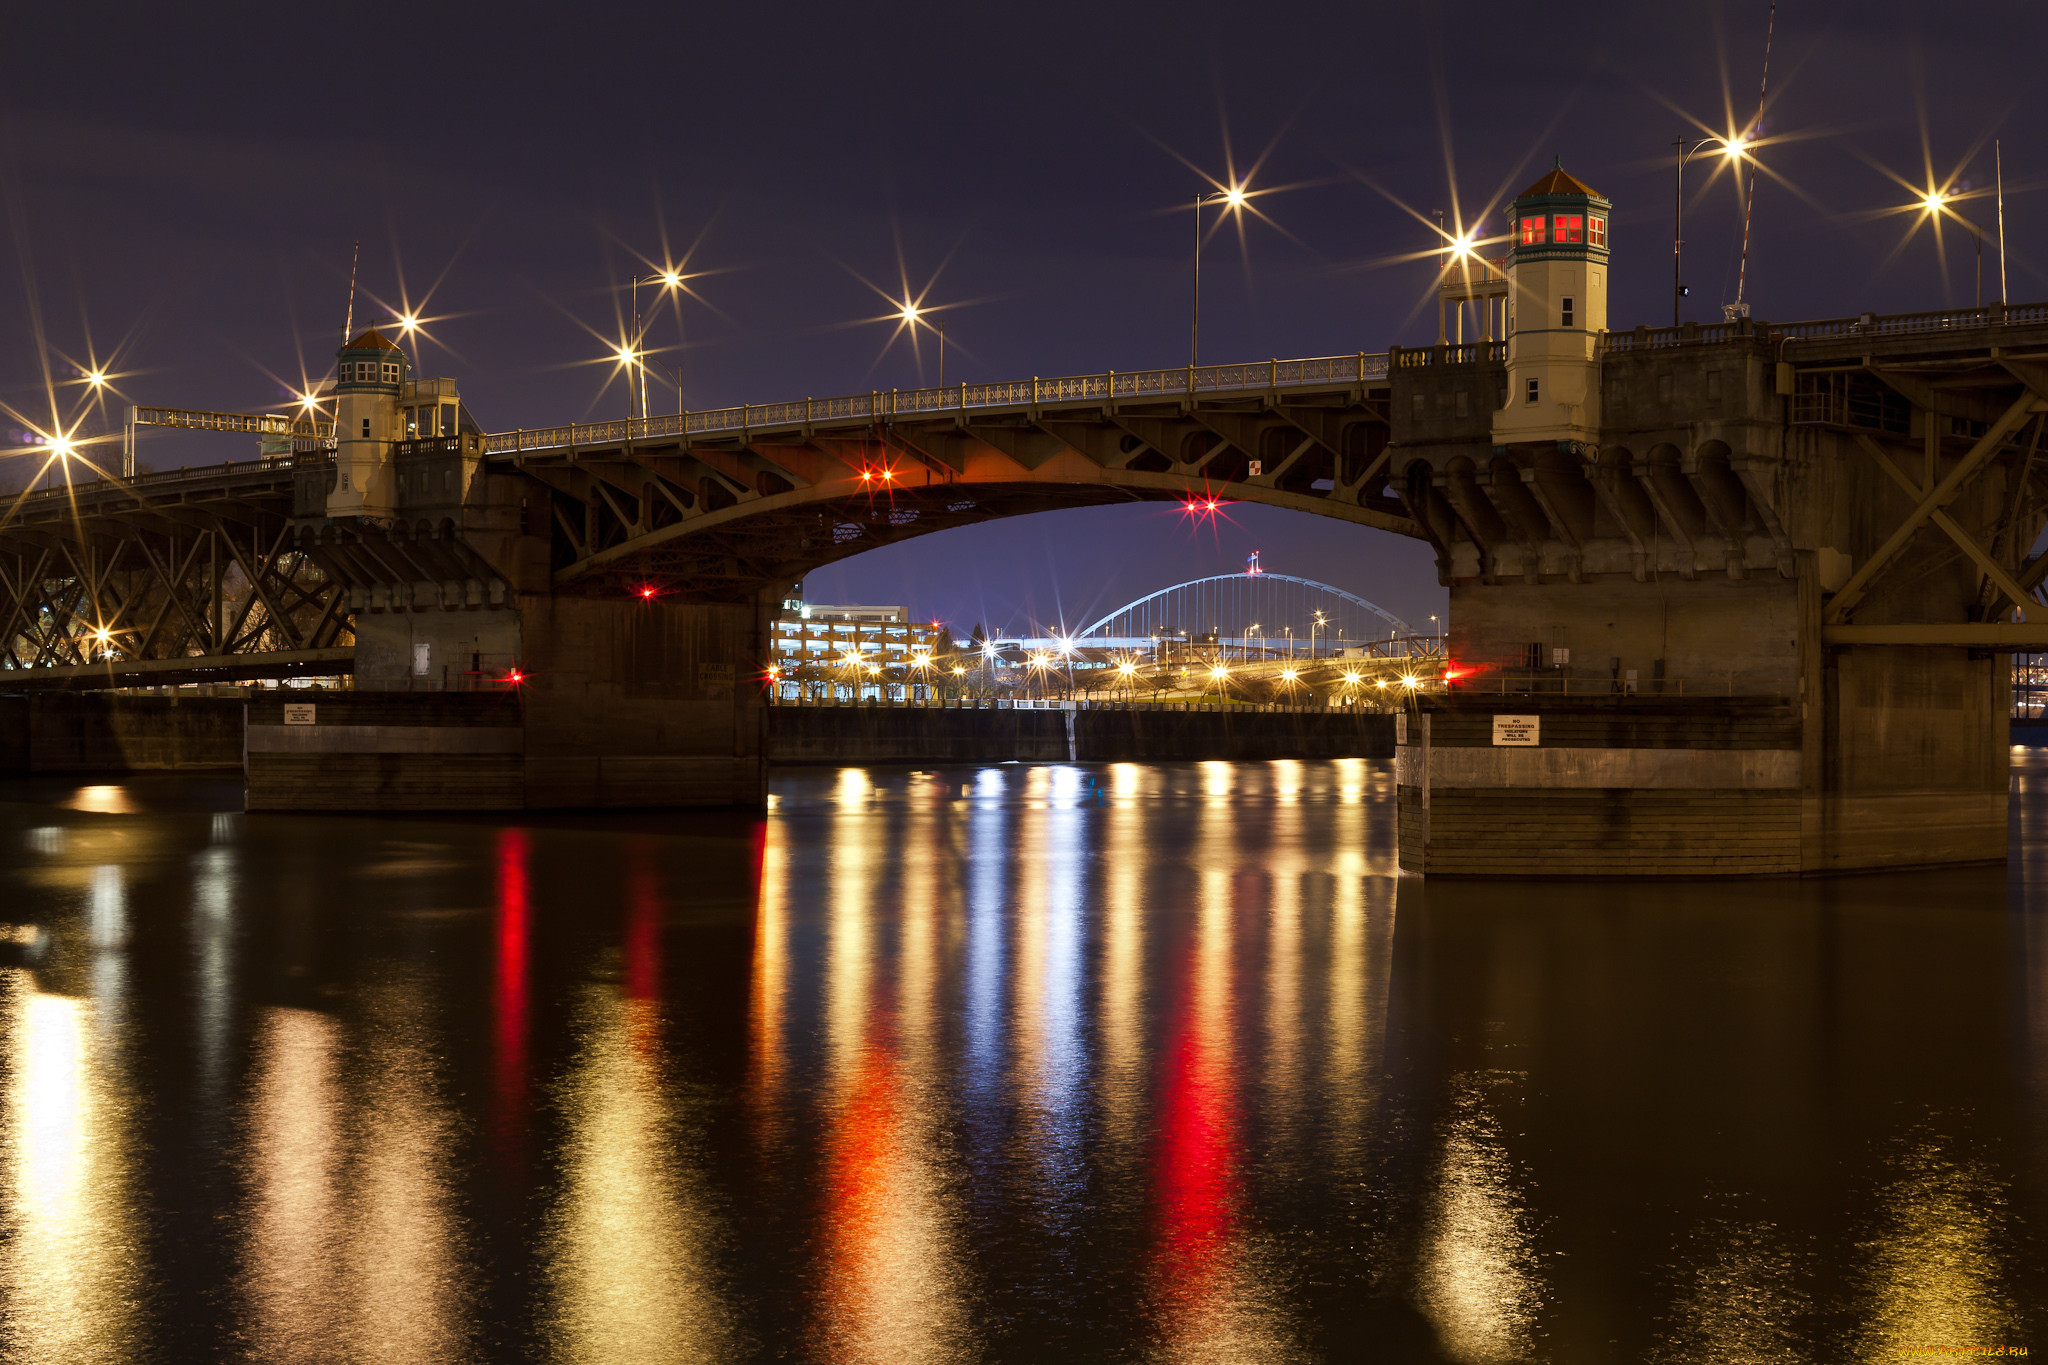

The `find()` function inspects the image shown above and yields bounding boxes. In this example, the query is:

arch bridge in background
[1079,572,1414,646]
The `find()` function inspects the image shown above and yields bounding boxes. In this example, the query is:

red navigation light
[504,668,526,686]
[638,584,657,599]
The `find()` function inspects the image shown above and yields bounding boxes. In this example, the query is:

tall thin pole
[1997,139,2009,305]
[1733,0,1776,316]
[1673,139,1685,325]
[342,239,359,347]
[938,319,946,390]
[1190,195,1202,368]
[631,276,643,420]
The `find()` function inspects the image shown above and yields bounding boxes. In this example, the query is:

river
[0,757,2041,1361]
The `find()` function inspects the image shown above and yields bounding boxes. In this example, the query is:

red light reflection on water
[1149,941,1240,1323]
[493,828,531,1161]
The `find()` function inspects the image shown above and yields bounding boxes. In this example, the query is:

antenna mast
[1997,139,2008,306]
[341,240,359,347]
[1732,0,1775,318]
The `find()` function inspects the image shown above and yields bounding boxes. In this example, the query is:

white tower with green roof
[1492,160,1612,451]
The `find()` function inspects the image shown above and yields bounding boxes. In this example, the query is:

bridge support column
[247,590,771,812]
[1394,562,2011,876]
[516,591,770,809]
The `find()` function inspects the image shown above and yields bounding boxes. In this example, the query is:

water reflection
[0,978,143,1361]
[548,985,732,1362]
[1417,1073,1542,1365]
[1854,1133,2017,1357]
[0,762,2040,1359]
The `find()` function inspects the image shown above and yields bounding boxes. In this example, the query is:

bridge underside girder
[496,386,1417,599]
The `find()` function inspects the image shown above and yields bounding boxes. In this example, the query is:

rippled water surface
[0,757,2044,1362]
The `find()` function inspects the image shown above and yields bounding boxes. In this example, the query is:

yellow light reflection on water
[548,989,732,1361]
[244,1008,344,1361]
[1417,1075,1543,1364]
[62,785,138,815]
[242,991,462,1363]
[1855,1137,2015,1357]
[809,771,973,1362]
[0,978,142,1361]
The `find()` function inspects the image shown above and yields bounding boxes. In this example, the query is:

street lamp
[1191,183,1249,368]
[1672,135,1750,325]
[1311,609,1327,660]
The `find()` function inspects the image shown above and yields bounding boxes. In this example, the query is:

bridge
[6,163,2048,877]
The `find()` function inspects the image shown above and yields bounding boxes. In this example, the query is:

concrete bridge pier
[245,589,774,811]
[1389,163,2042,876]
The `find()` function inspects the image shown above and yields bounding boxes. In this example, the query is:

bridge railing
[1603,301,2048,353]
[10,454,307,507]
[484,352,1392,455]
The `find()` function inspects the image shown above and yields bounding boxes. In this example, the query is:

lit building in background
[771,600,947,665]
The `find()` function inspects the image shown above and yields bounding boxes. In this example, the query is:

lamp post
[629,270,685,419]
[1311,609,1326,660]
[1672,135,1749,325]
[1191,185,1248,368]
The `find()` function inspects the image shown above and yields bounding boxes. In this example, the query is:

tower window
[1553,214,1583,243]
[1562,297,1576,329]
[1520,215,1546,245]
[1526,378,1541,405]
[1588,216,1607,248]
[361,417,371,438]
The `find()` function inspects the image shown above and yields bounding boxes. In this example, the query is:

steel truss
[0,471,346,683]
[505,383,1405,599]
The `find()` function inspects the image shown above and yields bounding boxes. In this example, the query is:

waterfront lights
[85,370,106,388]
[1343,671,1360,685]
[660,270,682,289]
[952,665,966,676]
[1281,668,1297,683]
[1400,674,1418,689]
[1210,664,1228,680]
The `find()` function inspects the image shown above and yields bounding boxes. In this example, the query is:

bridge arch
[486,352,1423,600]
[1078,572,1412,645]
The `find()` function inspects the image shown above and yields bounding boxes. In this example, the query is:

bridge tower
[328,327,406,521]
[1496,161,1611,450]
[1389,160,2048,876]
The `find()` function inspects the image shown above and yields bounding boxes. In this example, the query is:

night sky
[3,2,2042,635]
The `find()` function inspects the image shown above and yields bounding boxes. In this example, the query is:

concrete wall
[1397,696,1805,877]
[768,705,1394,765]
[0,694,244,773]
[245,692,524,811]
[517,592,768,808]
